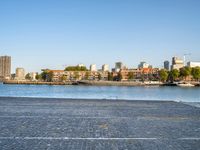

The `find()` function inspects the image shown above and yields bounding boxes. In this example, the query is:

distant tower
[171,57,184,70]
[102,64,109,72]
[0,56,11,79]
[164,61,170,70]
[15,68,25,80]
[115,62,123,72]
[138,61,150,69]
[90,64,97,72]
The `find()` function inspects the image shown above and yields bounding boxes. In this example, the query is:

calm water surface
[0,84,199,102]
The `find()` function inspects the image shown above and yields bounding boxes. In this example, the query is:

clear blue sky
[0,0,200,73]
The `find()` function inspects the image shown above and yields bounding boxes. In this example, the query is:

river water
[0,84,199,102]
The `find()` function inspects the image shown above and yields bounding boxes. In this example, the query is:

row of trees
[159,66,200,82]
[25,70,54,82]
[64,66,88,71]
[25,66,200,83]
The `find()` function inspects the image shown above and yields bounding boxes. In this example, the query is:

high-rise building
[187,61,200,68]
[115,62,123,72]
[171,57,184,70]
[0,56,11,79]
[15,68,25,80]
[90,64,97,72]
[138,62,150,69]
[164,61,170,70]
[102,64,109,72]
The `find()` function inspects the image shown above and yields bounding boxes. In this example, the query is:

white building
[90,64,97,72]
[187,61,200,68]
[15,68,25,80]
[77,64,85,67]
[138,62,150,69]
[30,72,37,80]
[171,57,184,70]
[102,64,109,72]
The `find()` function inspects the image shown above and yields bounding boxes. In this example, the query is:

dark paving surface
[0,97,200,150]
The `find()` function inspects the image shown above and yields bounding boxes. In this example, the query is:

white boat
[176,82,195,87]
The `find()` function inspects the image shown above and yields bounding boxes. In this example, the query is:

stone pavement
[0,97,200,150]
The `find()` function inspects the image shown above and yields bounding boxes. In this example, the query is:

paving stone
[0,97,199,150]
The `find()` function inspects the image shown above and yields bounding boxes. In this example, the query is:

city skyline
[1,0,200,72]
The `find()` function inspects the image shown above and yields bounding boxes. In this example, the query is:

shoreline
[0,96,199,104]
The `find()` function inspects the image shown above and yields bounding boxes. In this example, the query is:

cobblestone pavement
[0,97,200,150]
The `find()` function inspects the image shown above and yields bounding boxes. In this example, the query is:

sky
[0,0,200,73]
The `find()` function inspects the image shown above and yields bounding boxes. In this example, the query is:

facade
[138,62,150,69]
[90,64,97,72]
[119,68,159,81]
[102,64,109,72]
[115,62,123,72]
[50,70,65,82]
[98,71,109,80]
[15,68,25,80]
[30,72,37,80]
[164,61,170,70]
[171,57,184,70]
[0,56,11,79]
[187,61,200,68]
[49,69,109,82]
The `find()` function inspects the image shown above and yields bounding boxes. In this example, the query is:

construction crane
[183,53,191,66]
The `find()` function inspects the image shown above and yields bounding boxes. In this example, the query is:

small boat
[176,82,195,87]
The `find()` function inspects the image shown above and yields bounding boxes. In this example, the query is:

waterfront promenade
[0,97,200,149]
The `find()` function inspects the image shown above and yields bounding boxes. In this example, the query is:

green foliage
[35,73,41,80]
[159,69,168,82]
[98,73,101,80]
[191,67,200,81]
[118,72,123,81]
[108,72,113,81]
[25,73,31,80]
[40,70,53,82]
[180,66,191,79]
[85,72,90,80]
[169,69,180,82]
[74,72,80,80]
[60,75,67,82]
[65,66,88,71]
[46,71,54,82]
[41,71,48,81]
[128,72,134,80]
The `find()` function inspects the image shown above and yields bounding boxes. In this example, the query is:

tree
[25,73,31,80]
[85,72,90,80]
[60,75,67,82]
[169,69,179,82]
[65,66,88,71]
[40,70,53,82]
[35,73,41,80]
[159,69,168,82]
[128,72,134,80]
[108,72,113,81]
[46,71,54,82]
[98,73,101,80]
[117,72,123,81]
[74,72,80,80]
[41,71,48,81]
[191,67,200,81]
[180,66,191,80]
